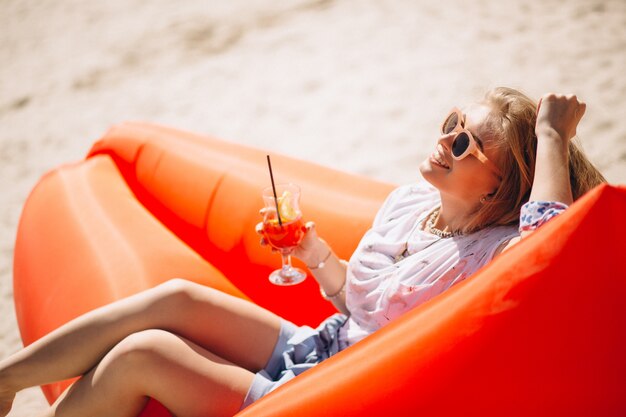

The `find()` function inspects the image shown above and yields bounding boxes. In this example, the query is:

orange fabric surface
[13,122,626,416]
[87,122,392,325]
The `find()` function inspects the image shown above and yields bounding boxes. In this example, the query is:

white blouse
[339,181,519,347]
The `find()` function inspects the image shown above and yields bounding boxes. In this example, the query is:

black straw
[266,155,283,226]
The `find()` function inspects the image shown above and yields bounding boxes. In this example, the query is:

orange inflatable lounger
[13,122,626,416]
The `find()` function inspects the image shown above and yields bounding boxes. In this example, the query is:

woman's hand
[256,211,349,312]
[535,93,586,147]
[291,221,329,266]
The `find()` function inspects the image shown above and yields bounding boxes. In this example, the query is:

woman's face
[420,104,502,206]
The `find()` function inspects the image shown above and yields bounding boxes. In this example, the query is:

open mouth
[430,148,450,169]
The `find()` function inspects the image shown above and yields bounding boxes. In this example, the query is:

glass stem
[281,253,293,275]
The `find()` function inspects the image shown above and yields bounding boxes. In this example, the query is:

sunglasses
[441,108,502,177]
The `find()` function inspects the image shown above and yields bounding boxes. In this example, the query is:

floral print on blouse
[519,201,569,233]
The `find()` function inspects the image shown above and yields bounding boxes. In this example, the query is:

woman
[0,88,605,417]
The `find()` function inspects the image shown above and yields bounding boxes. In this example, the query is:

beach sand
[1,0,625,414]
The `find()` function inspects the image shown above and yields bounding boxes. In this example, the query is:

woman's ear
[480,191,497,204]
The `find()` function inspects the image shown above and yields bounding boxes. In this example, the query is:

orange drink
[262,217,306,252]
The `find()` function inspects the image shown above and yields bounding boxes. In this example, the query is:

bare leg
[41,329,254,417]
[0,279,281,415]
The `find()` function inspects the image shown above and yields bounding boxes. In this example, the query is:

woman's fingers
[575,100,586,123]
[255,222,268,246]
[303,221,318,242]
[258,234,277,252]
[255,221,279,251]
[536,93,585,142]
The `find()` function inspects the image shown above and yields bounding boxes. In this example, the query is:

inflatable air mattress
[13,122,626,416]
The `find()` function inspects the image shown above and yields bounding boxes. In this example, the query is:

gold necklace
[425,206,463,238]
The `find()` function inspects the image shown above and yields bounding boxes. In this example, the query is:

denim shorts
[240,313,348,410]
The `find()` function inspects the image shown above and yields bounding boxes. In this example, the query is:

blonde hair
[464,87,606,232]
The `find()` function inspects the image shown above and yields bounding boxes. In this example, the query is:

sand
[1,0,625,415]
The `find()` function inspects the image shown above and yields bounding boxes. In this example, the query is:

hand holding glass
[262,184,307,285]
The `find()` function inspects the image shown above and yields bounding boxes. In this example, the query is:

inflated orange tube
[13,122,626,416]
[86,122,393,325]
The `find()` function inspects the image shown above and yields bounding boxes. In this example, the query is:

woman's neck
[434,194,478,233]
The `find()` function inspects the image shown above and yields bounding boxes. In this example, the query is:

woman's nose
[438,132,455,150]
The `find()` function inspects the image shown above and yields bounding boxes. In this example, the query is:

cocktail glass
[262,183,307,286]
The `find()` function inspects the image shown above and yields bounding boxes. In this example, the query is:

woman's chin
[419,159,440,179]
[419,160,446,189]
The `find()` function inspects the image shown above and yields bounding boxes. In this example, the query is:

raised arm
[528,93,586,207]
[499,93,586,253]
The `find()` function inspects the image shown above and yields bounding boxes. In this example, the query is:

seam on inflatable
[147,145,165,186]
[202,171,227,232]
[133,141,168,200]
[133,141,147,174]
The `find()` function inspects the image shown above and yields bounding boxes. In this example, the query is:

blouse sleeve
[519,201,569,233]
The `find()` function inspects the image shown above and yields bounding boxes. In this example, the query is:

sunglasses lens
[452,132,470,157]
[443,112,459,134]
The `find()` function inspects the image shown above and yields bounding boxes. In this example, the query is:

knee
[105,329,173,371]
[157,277,197,297]
[94,329,176,393]
[152,278,210,309]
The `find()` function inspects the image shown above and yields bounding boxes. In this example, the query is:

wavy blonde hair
[464,87,606,232]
